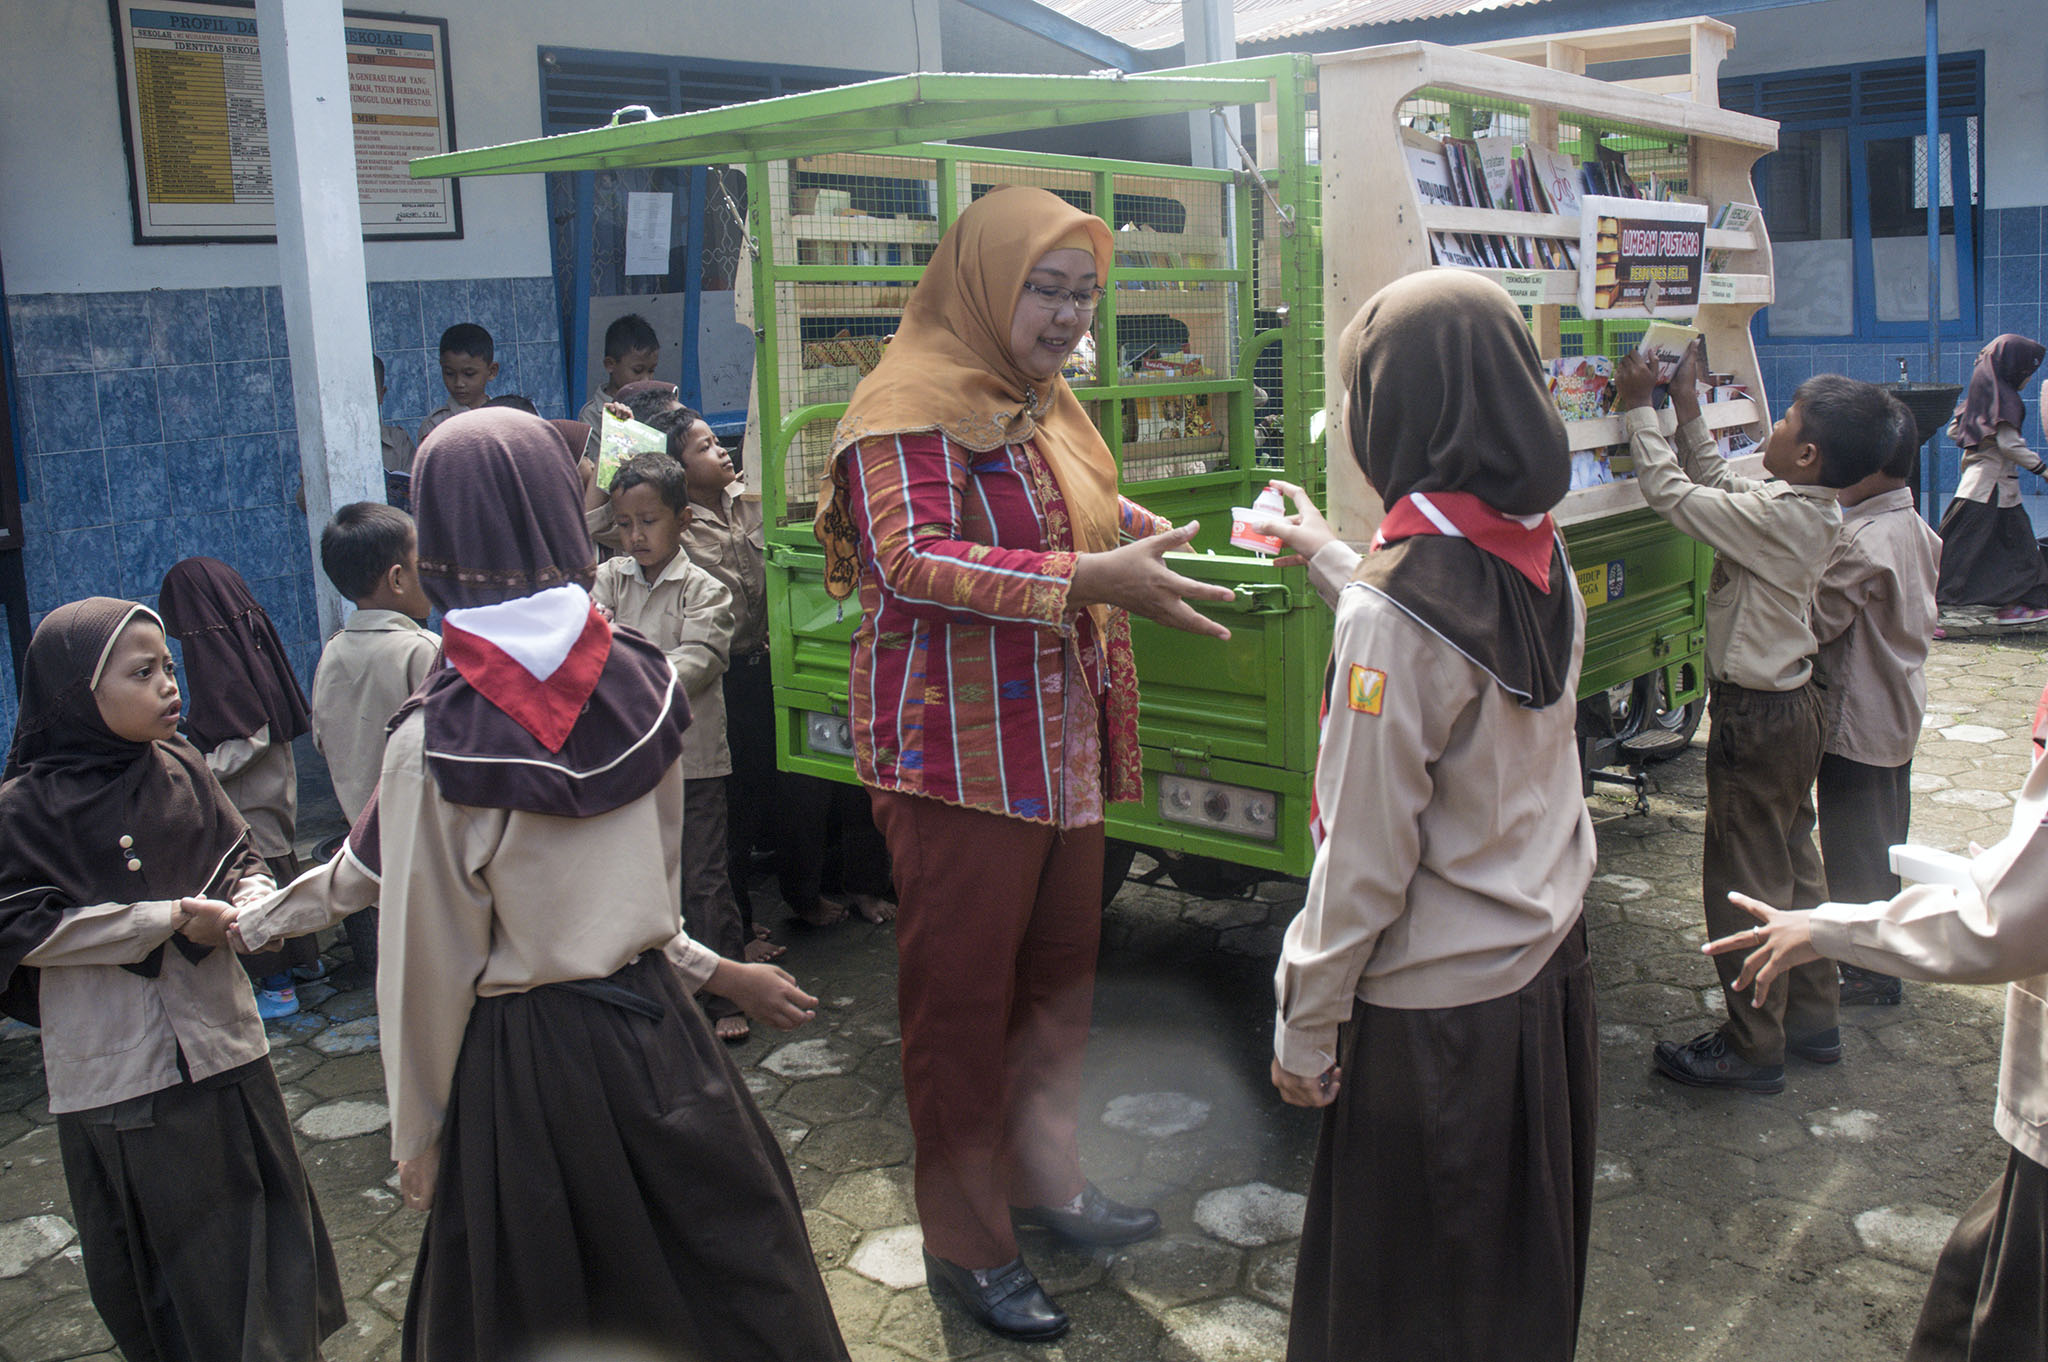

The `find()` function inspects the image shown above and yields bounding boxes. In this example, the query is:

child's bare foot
[715,1014,751,1043]
[744,935,786,962]
[851,894,896,924]
[793,896,849,928]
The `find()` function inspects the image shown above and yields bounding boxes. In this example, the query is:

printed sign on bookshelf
[1577,196,1708,318]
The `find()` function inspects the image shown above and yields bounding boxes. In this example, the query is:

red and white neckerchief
[439,584,612,753]
[1308,491,1559,852]
[1371,490,1556,592]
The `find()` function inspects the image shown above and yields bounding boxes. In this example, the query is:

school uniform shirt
[682,482,769,656]
[235,712,719,1161]
[592,553,735,780]
[1810,487,1941,767]
[1808,753,2048,1168]
[1273,540,1595,1076]
[1953,423,2046,508]
[381,421,416,474]
[311,610,441,823]
[1627,410,1841,692]
[206,728,296,860]
[576,387,615,432]
[24,870,275,1113]
[418,398,485,445]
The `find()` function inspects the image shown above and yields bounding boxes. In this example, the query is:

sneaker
[1840,965,1904,1007]
[1652,1032,1785,1093]
[1996,605,2048,625]
[256,983,299,1020]
[290,958,330,984]
[1786,1026,1843,1064]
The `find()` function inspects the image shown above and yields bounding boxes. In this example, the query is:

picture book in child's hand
[596,412,671,490]
[1637,322,1703,383]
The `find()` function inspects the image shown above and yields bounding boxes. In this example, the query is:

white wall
[0,0,942,295]
[1715,0,2047,208]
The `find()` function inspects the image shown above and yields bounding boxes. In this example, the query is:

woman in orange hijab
[816,185,1232,1341]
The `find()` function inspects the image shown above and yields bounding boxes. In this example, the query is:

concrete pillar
[256,0,382,638]
[1182,0,1237,171]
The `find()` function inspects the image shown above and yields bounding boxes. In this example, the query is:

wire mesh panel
[782,153,942,265]
[959,161,1096,217]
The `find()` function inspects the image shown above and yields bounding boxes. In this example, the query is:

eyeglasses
[1019,281,1106,314]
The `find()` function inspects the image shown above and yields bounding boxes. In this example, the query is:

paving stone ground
[2,633,2045,1361]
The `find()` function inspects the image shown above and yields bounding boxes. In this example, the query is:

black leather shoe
[1840,965,1904,1007]
[1012,1181,1162,1247]
[1787,1026,1843,1064]
[923,1250,1069,1341]
[1653,1032,1785,1093]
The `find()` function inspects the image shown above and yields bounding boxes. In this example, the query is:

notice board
[109,1,461,243]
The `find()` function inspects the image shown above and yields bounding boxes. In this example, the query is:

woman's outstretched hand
[1702,891,1822,1009]
[1070,520,1234,641]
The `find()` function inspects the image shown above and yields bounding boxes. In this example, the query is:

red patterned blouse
[844,432,1166,826]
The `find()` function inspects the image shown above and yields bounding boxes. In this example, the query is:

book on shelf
[1521,144,1581,269]
[1706,202,1759,271]
[1545,356,1613,421]
[1401,130,1487,268]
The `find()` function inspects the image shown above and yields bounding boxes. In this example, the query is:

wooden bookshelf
[1310,40,1779,539]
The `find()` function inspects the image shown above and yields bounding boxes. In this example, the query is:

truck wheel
[1102,840,1140,908]
[1636,674,1704,759]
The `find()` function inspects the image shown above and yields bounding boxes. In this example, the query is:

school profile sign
[109,1,461,243]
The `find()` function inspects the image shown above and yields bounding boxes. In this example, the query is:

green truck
[414,44,1778,891]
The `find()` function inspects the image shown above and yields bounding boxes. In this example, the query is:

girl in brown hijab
[1936,333,2048,621]
[0,598,344,1360]
[1259,272,1598,1362]
[230,408,847,1362]
[815,185,1233,1342]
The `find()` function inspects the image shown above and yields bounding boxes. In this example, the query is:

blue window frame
[536,49,885,430]
[1723,53,1984,344]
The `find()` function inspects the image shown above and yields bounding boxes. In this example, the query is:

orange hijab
[815,186,1119,597]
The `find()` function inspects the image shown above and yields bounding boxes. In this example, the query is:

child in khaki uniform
[1621,345,1894,1092]
[591,452,752,1039]
[311,503,439,985]
[1810,400,1941,1007]
[1712,750,2048,1360]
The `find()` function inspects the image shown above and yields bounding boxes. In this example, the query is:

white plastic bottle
[1230,482,1289,556]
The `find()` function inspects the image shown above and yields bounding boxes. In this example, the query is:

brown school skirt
[1907,1143,2048,1362]
[1287,920,1598,1362]
[403,952,849,1362]
[58,1057,345,1362]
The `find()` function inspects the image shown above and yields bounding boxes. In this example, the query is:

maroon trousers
[870,789,1104,1269]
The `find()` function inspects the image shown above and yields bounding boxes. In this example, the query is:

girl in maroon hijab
[230,408,848,1362]
[1936,333,2048,624]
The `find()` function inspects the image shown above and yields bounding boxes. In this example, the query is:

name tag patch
[1348,665,1387,715]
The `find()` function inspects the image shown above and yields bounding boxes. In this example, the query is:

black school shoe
[1787,1026,1843,1064]
[1840,964,1904,1007]
[1652,1032,1786,1094]
[1012,1182,1163,1247]
[923,1249,1070,1342]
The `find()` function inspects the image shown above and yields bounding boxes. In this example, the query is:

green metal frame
[407,52,1728,877]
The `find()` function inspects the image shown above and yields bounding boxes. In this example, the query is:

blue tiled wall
[2,275,564,746]
[1755,204,2047,504]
